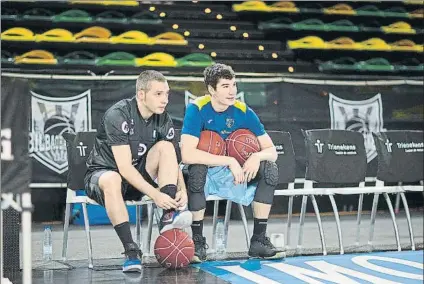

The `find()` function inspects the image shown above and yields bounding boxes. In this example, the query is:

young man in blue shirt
[181,63,283,262]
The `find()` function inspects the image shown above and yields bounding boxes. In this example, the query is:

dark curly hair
[203,63,235,90]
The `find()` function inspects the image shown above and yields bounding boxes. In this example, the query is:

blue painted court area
[196,250,424,284]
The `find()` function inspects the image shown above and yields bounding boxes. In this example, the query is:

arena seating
[1,0,422,75]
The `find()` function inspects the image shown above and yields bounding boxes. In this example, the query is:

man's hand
[175,190,188,208]
[229,157,245,184]
[152,192,178,210]
[243,153,261,182]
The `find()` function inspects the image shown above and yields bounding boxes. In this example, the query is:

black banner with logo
[1,77,31,193]
[2,77,422,184]
[373,130,424,183]
[270,81,423,177]
[303,129,367,183]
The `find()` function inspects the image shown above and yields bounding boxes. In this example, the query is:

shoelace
[122,248,142,259]
[257,235,275,249]
[194,236,209,250]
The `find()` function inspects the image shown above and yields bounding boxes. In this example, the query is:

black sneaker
[191,235,208,263]
[122,242,142,273]
[248,233,285,259]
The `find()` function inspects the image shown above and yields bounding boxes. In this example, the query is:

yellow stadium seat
[74,26,111,43]
[409,8,424,18]
[15,50,57,64]
[323,4,356,15]
[326,37,361,50]
[70,0,138,6]
[381,21,416,34]
[110,31,152,44]
[269,2,299,13]
[1,27,35,41]
[389,39,423,52]
[359,38,391,51]
[151,32,187,46]
[404,0,424,4]
[135,52,177,67]
[287,36,326,49]
[233,1,270,12]
[35,29,75,42]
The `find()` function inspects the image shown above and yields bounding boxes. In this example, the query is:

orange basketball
[154,229,194,269]
[226,129,261,166]
[197,130,226,156]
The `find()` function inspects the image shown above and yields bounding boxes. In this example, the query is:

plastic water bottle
[215,219,227,259]
[43,225,52,262]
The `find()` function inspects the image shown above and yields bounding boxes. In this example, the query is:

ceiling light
[216,14,223,20]
[243,32,249,38]
[258,45,264,51]
[211,52,217,57]
[172,24,179,29]
[198,44,205,49]
[184,31,190,36]
[159,12,166,17]
[288,66,294,72]
[272,53,278,58]
[205,8,211,13]
[149,6,155,11]
[230,26,237,31]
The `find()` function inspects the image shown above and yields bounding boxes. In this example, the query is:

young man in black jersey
[84,70,192,273]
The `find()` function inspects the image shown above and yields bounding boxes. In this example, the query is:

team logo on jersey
[29,90,93,174]
[184,91,245,106]
[166,127,175,139]
[138,143,147,156]
[329,93,384,162]
[121,121,129,134]
[226,118,234,128]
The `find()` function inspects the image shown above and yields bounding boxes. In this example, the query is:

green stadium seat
[258,17,293,30]
[394,58,424,72]
[129,11,162,25]
[355,58,394,72]
[95,11,128,24]
[356,5,384,17]
[96,52,136,66]
[326,20,359,32]
[2,8,19,20]
[22,8,54,21]
[299,3,323,14]
[176,53,214,67]
[382,7,409,18]
[61,51,97,65]
[292,19,327,31]
[52,9,94,23]
[1,50,15,64]
[318,57,357,71]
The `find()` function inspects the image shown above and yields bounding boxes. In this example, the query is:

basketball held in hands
[226,129,260,166]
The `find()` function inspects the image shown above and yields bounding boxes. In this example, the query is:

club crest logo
[29,90,93,174]
[226,118,234,128]
[329,93,385,162]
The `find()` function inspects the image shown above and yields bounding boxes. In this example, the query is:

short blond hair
[136,70,167,93]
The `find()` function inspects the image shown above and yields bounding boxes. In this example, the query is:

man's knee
[187,164,208,211]
[156,140,175,153]
[253,161,279,204]
[99,171,122,195]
